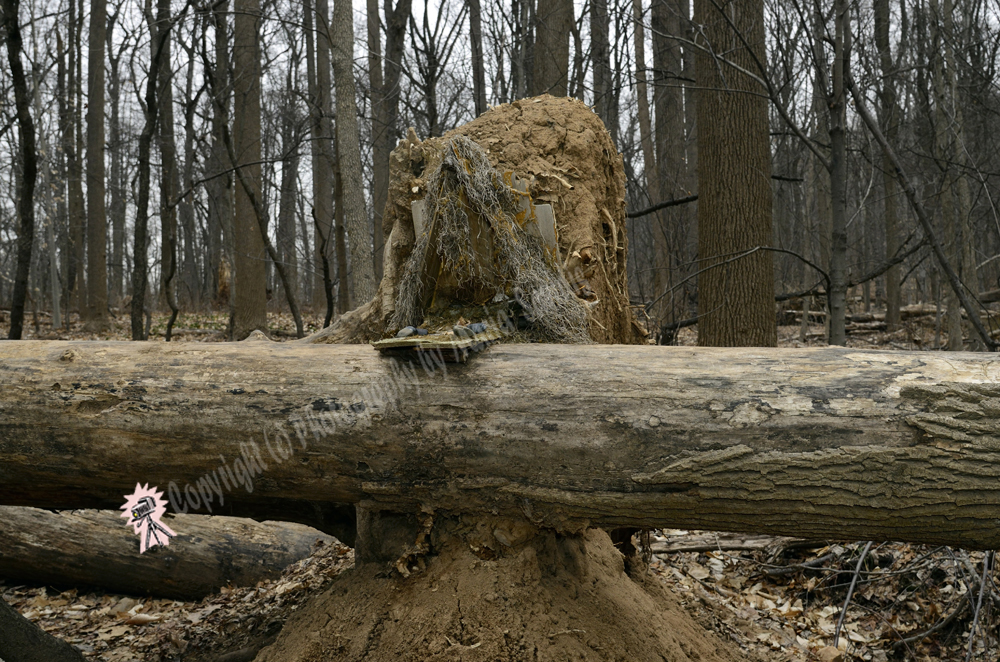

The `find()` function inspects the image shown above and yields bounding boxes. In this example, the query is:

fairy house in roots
[306,95,648,347]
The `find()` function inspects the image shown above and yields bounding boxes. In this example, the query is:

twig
[965,551,993,662]
[892,592,969,650]
[833,541,873,649]
[765,553,837,577]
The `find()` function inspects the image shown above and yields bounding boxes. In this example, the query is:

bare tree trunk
[3,0,36,340]
[693,0,775,347]
[6,342,1000,549]
[0,507,333,600]
[367,0,385,279]
[131,0,177,340]
[590,0,616,142]
[306,0,335,316]
[153,0,181,340]
[827,0,848,346]
[468,0,487,116]
[232,0,268,338]
[651,0,690,324]
[179,43,200,308]
[0,595,85,662]
[277,88,300,312]
[85,0,109,331]
[56,30,69,327]
[512,0,533,98]
[874,0,901,331]
[204,0,233,316]
[371,0,412,272]
[334,122,350,313]
[930,0,963,351]
[107,10,125,309]
[67,0,86,319]
[530,0,571,95]
[331,0,377,306]
[33,64,60,330]
[633,0,667,324]
[942,0,981,349]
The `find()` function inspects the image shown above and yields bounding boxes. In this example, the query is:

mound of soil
[307,95,646,345]
[255,522,751,661]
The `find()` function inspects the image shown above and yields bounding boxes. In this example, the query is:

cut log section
[0,507,334,599]
[3,340,1000,548]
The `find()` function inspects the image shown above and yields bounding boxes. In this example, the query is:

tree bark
[370,0,412,271]
[367,0,385,279]
[232,0,268,338]
[153,0,181,340]
[530,0,571,96]
[827,0,848,346]
[874,0,901,331]
[3,0,37,340]
[467,0,487,117]
[65,0,86,320]
[0,595,85,662]
[107,9,125,309]
[306,0,335,314]
[205,0,233,315]
[331,0,378,306]
[589,0,616,143]
[4,341,1000,549]
[633,0,668,323]
[693,0,775,346]
[85,0,110,332]
[0,507,333,600]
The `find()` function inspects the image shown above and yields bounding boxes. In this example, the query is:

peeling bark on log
[3,340,1000,548]
[0,507,333,599]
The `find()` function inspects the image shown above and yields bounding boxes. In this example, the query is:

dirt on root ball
[254,524,751,662]
[308,94,646,346]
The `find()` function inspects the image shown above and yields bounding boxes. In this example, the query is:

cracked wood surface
[2,340,1000,547]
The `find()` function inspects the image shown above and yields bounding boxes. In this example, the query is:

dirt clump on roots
[254,522,751,662]
[305,95,646,345]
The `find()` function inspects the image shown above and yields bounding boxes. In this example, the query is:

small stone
[453,325,476,339]
[396,326,417,338]
[469,322,487,334]
[649,416,660,428]
[415,328,428,336]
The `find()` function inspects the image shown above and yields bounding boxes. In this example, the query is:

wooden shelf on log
[3,340,1000,548]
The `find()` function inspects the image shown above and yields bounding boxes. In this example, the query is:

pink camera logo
[121,483,176,553]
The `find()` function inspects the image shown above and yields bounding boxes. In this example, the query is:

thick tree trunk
[107,14,125,309]
[827,0,848,346]
[633,0,667,323]
[874,0,901,331]
[232,0,268,338]
[3,0,37,340]
[0,595,85,662]
[530,0,571,96]
[467,0,487,117]
[370,0,412,274]
[306,0,334,314]
[589,0,616,143]
[3,341,1000,549]
[154,0,181,339]
[85,0,110,332]
[0,507,333,599]
[331,0,377,305]
[693,0,775,346]
[205,0,233,314]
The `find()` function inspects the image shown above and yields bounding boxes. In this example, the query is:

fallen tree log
[0,507,333,599]
[3,339,1000,548]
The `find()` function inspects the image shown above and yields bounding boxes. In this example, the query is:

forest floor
[1,304,997,661]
